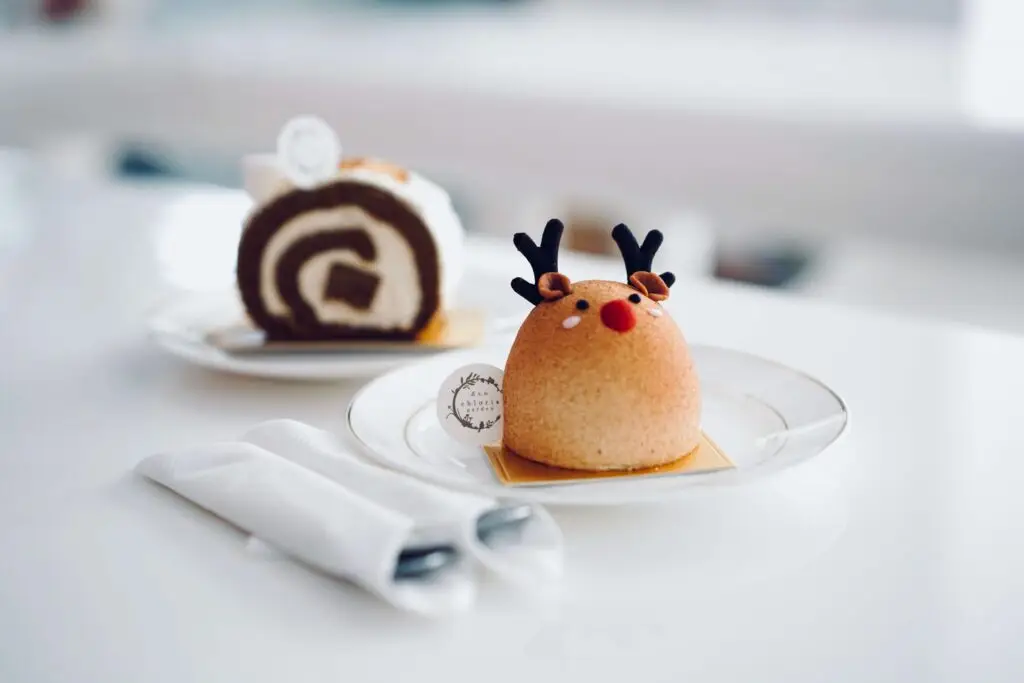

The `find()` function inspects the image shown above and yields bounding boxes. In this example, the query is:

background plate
[147,290,520,380]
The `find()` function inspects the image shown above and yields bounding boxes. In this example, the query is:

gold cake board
[206,308,485,355]
[483,432,734,487]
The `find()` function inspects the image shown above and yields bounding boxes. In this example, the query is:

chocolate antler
[611,223,676,300]
[511,218,572,305]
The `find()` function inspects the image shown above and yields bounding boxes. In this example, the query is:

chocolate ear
[629,272,670,301]
[512,219,566,305]
[538,272,573,301]
[612,224,675,291]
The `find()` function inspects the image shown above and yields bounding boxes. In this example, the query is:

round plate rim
[344,343,850,505]
[145,290,515,381]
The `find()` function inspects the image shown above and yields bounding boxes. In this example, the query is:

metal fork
[393,504,534,580]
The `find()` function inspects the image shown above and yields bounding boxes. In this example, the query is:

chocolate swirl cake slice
[236,153,464,342]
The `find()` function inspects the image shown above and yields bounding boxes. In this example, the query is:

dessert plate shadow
[147,290,521,380]
[346,344,849,505]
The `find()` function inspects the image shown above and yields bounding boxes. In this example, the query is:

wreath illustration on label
[446,371,503,432]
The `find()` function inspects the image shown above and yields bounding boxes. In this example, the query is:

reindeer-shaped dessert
[502,219,701,471]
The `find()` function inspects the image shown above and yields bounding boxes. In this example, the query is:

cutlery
[393,504,534,580]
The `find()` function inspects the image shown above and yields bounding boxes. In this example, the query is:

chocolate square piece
[323,262,381,310]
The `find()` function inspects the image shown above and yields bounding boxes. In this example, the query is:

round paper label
[437,363,504,445]
[276,116,341,189]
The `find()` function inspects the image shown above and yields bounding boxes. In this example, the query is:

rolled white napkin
[240,419,564,586]
[136,442,476,617]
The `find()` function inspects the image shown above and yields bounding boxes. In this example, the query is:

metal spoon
[393,504,535,580]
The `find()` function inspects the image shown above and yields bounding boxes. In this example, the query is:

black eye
[628,293,642,304]
[576,299,590,311]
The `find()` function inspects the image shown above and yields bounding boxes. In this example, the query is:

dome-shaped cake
[502,220,701,471]
[236,126,463,342]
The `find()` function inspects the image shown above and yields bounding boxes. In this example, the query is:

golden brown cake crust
[502,279,701,471]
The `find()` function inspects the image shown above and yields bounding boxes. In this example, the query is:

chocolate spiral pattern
[237,180,440,341]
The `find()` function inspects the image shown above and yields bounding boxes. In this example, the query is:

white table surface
[2,151,1024,682]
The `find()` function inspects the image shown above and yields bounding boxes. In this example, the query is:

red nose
[600,299,636,333]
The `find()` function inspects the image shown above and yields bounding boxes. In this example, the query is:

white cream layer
[260,205,421,330]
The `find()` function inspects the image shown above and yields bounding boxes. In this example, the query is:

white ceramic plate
[147,290,521,381]
[346,343,849,505]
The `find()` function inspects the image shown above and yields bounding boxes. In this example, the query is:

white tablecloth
[1,153,1023,682]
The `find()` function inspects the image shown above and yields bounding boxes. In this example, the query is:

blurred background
[2,0,1023,332]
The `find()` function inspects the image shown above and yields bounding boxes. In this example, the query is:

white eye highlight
[562,315,582,329]
[647,307,663,317]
